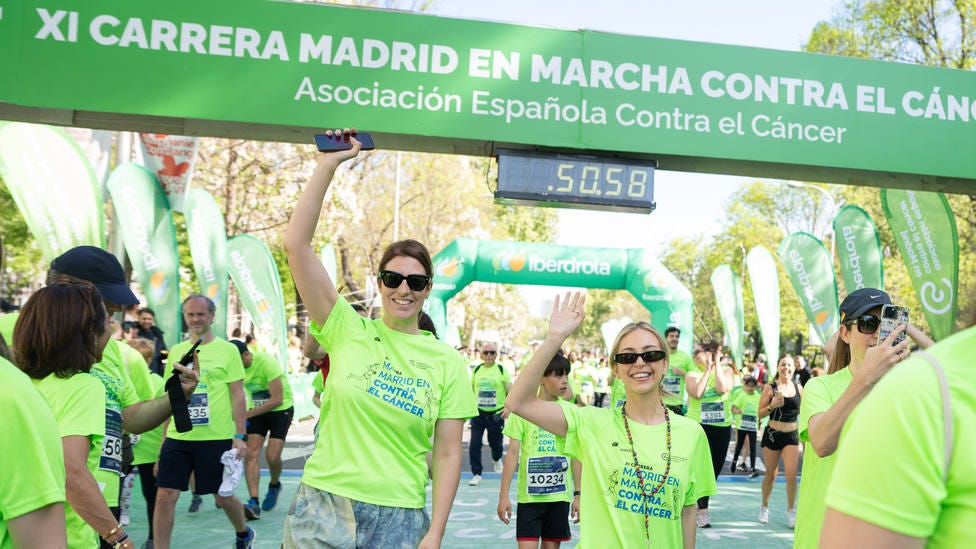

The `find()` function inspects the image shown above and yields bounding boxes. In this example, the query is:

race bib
[740,414,758,432]
[99,408,123,475]
[526,455,569,495]
[701,401,725,425]
[251,389,271,409]
[188,392,211,426]
[478,389,497,409]
[662,375,681,395]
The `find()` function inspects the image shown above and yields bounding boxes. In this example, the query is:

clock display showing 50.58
[495,149,656,213]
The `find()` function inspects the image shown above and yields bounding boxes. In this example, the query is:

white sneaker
[787,509,796,529]
[696,509,710,528]
[468,474,481,486]
[494,459,504,473]
[758,506,769,524]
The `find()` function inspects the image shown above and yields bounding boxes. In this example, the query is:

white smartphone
[877,304,909,346]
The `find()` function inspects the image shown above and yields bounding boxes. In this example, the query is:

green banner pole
[832,205,884,293]
[710,264,745,370]
[777,233,839,346]
[184,189,230,338]
[106,163,181,347]
[227,234,289,369]
[746,246,780,369]
[881,189,959,340]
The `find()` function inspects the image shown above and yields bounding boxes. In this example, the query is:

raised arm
[505,292,585,439]
[284,130,362,327]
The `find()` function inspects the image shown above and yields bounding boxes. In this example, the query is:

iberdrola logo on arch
[435,256,462,278]
[493,250,612,276]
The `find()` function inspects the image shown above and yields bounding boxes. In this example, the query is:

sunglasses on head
[614,350,667,365]
[378,270,431,292]
[844,313,881,334]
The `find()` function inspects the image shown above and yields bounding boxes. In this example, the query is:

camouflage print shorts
[282,482,430,549]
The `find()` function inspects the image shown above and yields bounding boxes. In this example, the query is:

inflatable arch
[427,238,694,354]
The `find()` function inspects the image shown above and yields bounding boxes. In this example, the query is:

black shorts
[156,438,232,494]
[761,427,799,451]
[246,407,294,440]
[516,501,571,542]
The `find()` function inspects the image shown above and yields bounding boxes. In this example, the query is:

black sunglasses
[378,270,431,292]
[614,350,667,365]
[483,350,497,355]
[844,314,881,334]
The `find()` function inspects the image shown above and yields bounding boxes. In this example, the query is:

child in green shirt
[730,376,760,474]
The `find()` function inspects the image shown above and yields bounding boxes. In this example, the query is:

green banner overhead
[777,233,840,346]
[0,122,105,261]
[832,205,884,293]
[106,163,181,347]
[710,265,744,370]
[746,246,780,369]
[227,234,289,369]
[881,190,959,340]
[184,189,230,338]
[1,1,976,191]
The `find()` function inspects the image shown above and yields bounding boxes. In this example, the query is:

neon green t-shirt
[730,389,761,432]
[304,299,477,508]
[0,313,14,344]
[311,369,325,395]
[33,371,106,549]
[503,400,575,504]
[663,349,692,407]
[572,363,595,397]
[165,337,245,441]
[794,366,853,549]
[609,377,627,410]
[685,366,732,427]
[131,373,165,466]
[0,358,66,549]
[471,362,511,413]
[827,327,976,546]
[562,405,716,548]
[244,350,294,412]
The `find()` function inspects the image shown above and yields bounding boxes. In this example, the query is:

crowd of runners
[0,130,971,548]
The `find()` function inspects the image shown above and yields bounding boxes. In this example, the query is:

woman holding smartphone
[793,288,927,548]
[757,355,802,528]
[507,293,716,548]
[283,129,477,549]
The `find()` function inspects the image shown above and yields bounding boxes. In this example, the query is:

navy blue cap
[50,246,139,305]
[839,288,892,323]
[230,339,249,355]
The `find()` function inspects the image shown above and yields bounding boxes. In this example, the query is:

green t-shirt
[562,405,716,548]
[471,362,511,413]
[503,400,575,504]
[0,358,66,549]
[730,389,761,432]
[304,299,477,508]
[663,349,692,407]
[826,327,976,546]
[165,337,245,441]
[244,350,294,412]
[131,373,165,466]
[33,371,106,549]
[572,363,595,396]
[0,313,14,344]
[609,377,627,410]
[794,367,853,549]
[685,366,732,427]
[122,342,153,404]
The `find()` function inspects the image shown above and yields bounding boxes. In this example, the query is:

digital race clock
[494,149,656,214]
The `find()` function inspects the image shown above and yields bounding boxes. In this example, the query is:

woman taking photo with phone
[507,293,716,548]
[757,355,802,528]
[283,129,476,549]
[793,288,931,548]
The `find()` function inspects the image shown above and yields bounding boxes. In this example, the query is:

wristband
[234,434,247,440]
[102,524,122,540]
[573,490,581,496]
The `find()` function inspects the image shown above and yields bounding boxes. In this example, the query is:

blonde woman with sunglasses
[283,129,477,549]
[507,293,716,548]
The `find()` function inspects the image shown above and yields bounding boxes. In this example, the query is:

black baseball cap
[50,246,139,305]
[839,288,892,323]
[230,339,250,356]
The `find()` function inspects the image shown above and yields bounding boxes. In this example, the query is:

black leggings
[697,424,731,509]
[138,463,157,539]
[732,429,757,468]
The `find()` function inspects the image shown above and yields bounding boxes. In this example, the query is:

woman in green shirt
[15,283,133,549]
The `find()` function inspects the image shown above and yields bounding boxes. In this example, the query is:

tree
[806,0,976,330]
